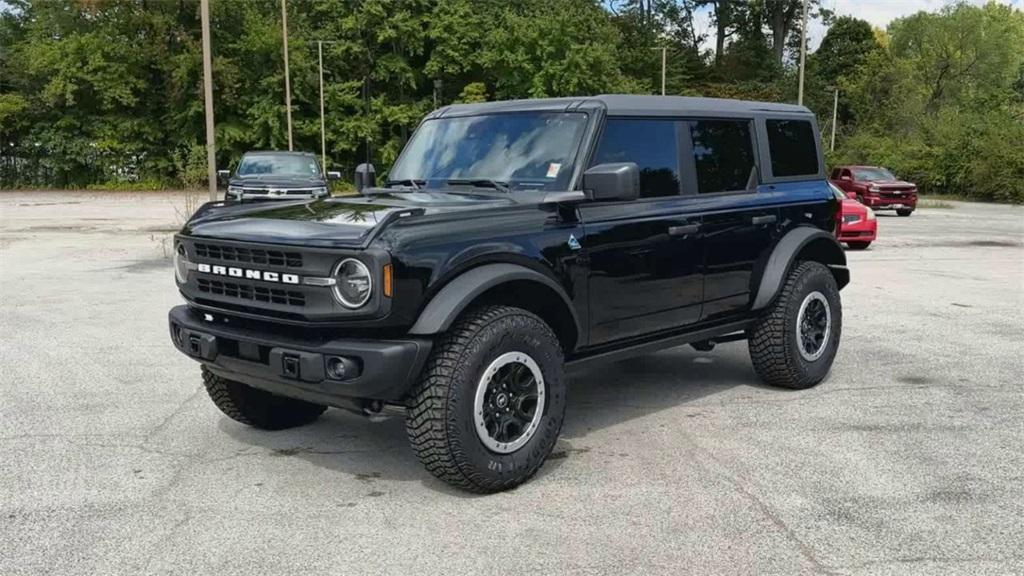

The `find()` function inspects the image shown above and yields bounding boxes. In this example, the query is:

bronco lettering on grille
[196,262,300,284]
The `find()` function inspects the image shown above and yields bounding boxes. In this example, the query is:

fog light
[325,356,360,380]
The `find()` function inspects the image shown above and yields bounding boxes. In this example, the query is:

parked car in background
[830,165,917,216]
[831,183,876,250]
[217,151,340,201]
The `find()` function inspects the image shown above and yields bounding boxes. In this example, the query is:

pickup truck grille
[197,278,306,307]
[194,242,303,268]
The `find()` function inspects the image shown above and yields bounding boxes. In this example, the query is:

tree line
[1,0,1022,201]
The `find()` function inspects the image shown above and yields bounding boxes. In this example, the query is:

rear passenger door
[579,118,704,345]
[685,118,779,321]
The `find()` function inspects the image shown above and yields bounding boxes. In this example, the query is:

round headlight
[332,258,372,308]
[174,243,189,284]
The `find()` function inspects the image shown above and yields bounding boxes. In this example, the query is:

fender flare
[751,227,849,311]
[408,263,582,338]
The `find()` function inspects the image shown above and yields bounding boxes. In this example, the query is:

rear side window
[766,119,819,177]
[690,120,757,194]
[591,119,680,198]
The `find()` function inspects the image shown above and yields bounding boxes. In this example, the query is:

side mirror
[354,163,376,192]
[582,162,640,202]
[216,169,230,183]
[326,170,341,181]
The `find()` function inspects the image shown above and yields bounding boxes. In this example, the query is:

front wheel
[748,261,842,389]
[896,209,913,217]
[405,305,566,493]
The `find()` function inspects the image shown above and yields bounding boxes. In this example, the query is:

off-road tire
[201,367,327,430]
[896,209,913,217]
[405,305,566,493]
[748,261,842,389]
[846,241,871,250]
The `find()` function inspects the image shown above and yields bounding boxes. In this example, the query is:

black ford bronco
[170,95,849,493]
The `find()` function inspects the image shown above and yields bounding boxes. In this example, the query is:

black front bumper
[168,305,431,405]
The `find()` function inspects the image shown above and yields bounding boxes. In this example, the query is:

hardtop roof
[431,94,812,119]
[242,150,317,157]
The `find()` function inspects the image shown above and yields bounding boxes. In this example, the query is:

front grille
[194,242,303,268]
[238,188,316,196]
[197,278,306,307]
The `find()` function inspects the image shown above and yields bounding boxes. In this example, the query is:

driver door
[579,118,704,346]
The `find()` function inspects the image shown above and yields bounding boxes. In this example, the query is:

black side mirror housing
[326,170,341,181]
[216,169,230,184]
[354,163,376,192]
[582,162,640,202]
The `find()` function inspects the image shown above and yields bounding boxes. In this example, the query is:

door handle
[668,223,700,236]
[752,214,777,225]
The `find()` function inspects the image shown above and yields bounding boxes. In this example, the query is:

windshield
[829,182,847,201]
[852,167,895,181]
[388,112,588,192]
[237,154,321,178]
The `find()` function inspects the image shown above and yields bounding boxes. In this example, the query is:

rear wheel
[896,209,913,217]
[748,261,842,389]
[405,305,566,493]
[201,367,327,430]
[846,241,871,250]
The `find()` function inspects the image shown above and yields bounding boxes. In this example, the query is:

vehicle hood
[841,198,868,213]
[182,191,515,248]
[867,179,916,189]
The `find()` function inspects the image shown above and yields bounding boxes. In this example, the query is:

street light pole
[318,41,326,169]
[830,88,839,151]
[797,0,808,106]
[281,0,293,151]
[661,46,667,96]
[650,47,667,96]
[200,0,217,201]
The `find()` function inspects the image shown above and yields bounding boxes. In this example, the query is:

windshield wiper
[446,178,512,194]
[384,178,424,190]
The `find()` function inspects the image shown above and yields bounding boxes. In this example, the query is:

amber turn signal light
[382,263,393,298]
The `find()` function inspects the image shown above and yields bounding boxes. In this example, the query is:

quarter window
[766,119,819,177]
[591,119,680,198]
[690,120,757,194]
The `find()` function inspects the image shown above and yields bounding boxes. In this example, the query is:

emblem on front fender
[567,234,581,251]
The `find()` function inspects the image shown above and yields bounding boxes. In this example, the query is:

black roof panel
[431,94,812,119]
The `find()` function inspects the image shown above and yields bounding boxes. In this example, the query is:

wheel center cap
[495,393,509,409]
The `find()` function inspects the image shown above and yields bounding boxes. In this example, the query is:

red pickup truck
[830,165,917,216]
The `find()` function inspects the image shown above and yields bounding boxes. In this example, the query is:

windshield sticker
[546,163,561,178]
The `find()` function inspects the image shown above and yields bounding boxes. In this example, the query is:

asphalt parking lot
[1,191,1022,575]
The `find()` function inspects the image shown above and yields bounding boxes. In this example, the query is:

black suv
[218,151,340,201]
[170,95,849,493]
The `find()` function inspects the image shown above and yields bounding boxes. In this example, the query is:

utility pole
[651,47,667,96]
[797,0,808,106]
[661,46,667,96]
[281,0,293,151]
[200,0,217,201]
[318,41,326,169]
[830,88,839,151]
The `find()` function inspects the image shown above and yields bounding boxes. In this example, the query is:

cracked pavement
[1,191,1023,575]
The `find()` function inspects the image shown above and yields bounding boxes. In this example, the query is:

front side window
[388,112,588,191]
[237,154,321,177]
[690,120,757,194]
[766,119,819,177]
[591,119,680,198]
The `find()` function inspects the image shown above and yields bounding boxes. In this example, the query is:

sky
[693,0,1024,51]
